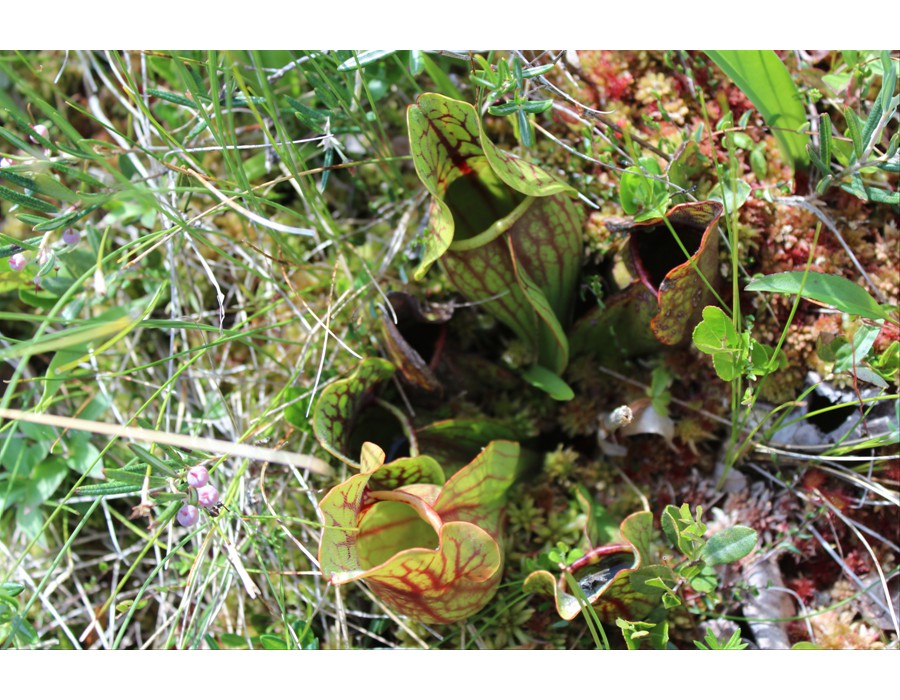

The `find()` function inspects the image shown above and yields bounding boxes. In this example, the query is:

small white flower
[29,124,49,143]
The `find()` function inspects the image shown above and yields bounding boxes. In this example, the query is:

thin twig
[0,409,332,475]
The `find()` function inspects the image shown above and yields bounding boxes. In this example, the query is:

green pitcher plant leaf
[577,200,723,359]
[312,357,397,468]
[633,201,723,345]
[415,417,522,474]
[407,93,584,388]
[569,283,660,364]
[524,511,673,623]
[318,440,519,624]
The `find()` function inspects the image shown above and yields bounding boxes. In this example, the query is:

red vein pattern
[407,93,584,377]
[319,440,519,624]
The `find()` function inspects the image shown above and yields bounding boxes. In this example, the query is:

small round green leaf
[687,564,719,593]
[258,634,289,650]
[701,525,758,566]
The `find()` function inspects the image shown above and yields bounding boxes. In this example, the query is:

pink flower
[62,229,80,246]
[177,504,200,527]
[186,465,209,489]
[0,157,13,169]
[9,253,27,271]
[196,484,219,508]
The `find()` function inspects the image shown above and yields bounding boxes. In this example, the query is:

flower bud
[196,484,219,508]
[186,465,209,489]
[29,124,49,143]
[177,504,200,527]
[9,253,27,271]
[62,228,80,246]
[0,157,13,169]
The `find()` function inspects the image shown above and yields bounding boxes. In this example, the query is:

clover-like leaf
[692,305,745,381]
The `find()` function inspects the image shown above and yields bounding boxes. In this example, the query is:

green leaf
[407,93,583,388]
[619,157,669,220]
[844,107,864,158]
[710,179,752,213]
[839,180,899,205]
[100,467,167,487]
[819,112,833,167]
[692,306,745,381]
[67,434,104,477]
[25,458,68,506]
[745,271,893,321]
[0,439,48,476]
[147,88,197,108]
[258,634,289,650]
[686,564,719,593]
[487,102,521,117]
[520,99,553,114]
[706,51,810,168]
[0,583,25,598]
[0,184,58,214]
[218,633,249,648]
[695,627,748,650]
[522,365,574,401]
[312,358,396,468]
[749,145,768,180]
[832,322,883,374]
[115,598,149,613]
[337,50,396,72]
[701,525,758,566]
[73,481,142,497]
[792,641,822,650]
[661,504,681,548]
[407,92,575,277]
